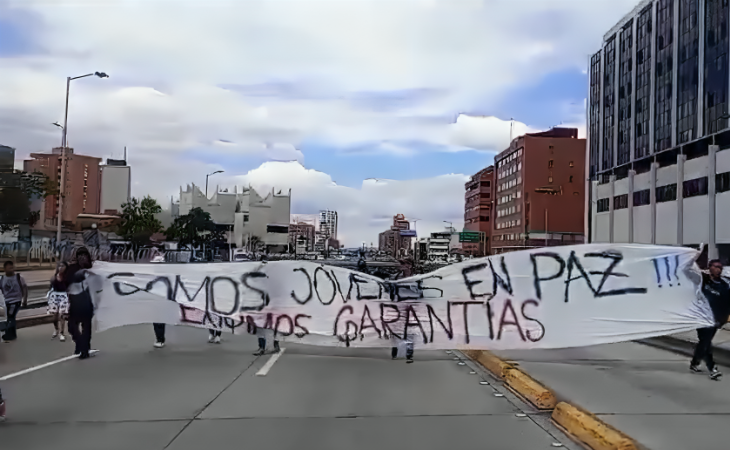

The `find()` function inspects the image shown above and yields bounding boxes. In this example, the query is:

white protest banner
[85,243,714,350]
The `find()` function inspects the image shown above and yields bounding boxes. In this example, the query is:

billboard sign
[399,229,417,237]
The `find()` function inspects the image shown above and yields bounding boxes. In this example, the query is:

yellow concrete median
[551,402,638,450]
[464,350,513,379]
[502,366,557,410]
[464,350,639,450]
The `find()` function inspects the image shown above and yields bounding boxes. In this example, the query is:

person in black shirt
[65,247,95,360]
[691,259,730,380]
[48,262,69,342]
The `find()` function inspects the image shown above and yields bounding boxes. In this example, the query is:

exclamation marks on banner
[652,255,681,288]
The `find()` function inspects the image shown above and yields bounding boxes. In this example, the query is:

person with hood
[65,247,96,360]
[691,259,730,380]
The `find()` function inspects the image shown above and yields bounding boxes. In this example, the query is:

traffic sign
[459,231,481,243]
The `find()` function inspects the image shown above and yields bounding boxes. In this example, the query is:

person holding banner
[691,259,730,380]
[208,329,222,344]
[254,328,280,355]
[65,247,96,360]
[153,323,166,348]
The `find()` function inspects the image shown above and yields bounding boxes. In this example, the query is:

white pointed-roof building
[171,183,291,252]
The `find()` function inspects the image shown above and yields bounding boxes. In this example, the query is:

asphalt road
[0,324,576,450]
[498,342,730,450]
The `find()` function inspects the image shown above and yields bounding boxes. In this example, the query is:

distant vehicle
[233,252,252,262]
[151,255,166,263]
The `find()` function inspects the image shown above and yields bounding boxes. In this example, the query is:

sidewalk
[497,342,730,450]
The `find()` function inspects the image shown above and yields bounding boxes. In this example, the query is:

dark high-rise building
[589,0,730,264]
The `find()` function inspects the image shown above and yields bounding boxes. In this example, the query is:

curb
[552,402,638,450]
[465,350,639,450]
[17,314,54,329]
[503,366,557,410]
[463,349,514,378]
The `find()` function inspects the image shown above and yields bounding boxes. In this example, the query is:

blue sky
[0,0,633,244]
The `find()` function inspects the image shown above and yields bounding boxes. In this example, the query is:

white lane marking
[0,350,100,381]
[255,348,285,376]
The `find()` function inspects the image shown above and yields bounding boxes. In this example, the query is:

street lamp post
[206,170,224,197]
[56,72,109,244]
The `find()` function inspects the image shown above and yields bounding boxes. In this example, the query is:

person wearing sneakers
[254,327,279,356]
[48,262,69,342]
[153,323,166,348]
[65,247,96,360]
[1,261,28,342]
[208,329,222,344]
[691,259,730,380]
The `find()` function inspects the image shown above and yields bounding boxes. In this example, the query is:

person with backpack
[1,261,28,342]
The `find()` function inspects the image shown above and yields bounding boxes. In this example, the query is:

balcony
[465,185,491,199]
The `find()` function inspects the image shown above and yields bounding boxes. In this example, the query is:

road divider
[464,350,638,450]
[502,366,556,410]
[552,402,637,450]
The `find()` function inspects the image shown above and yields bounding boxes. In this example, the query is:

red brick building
[492,128,586,254]
[24,147,102,229]
[463,166,493,256]
[378,214,412,258]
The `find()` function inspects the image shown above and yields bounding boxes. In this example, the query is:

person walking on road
[153,323,166,348]
[254,328,279,355]
[48,262,69,342]
[691,259,730,380]
[208,329,222,344]
[1,261,28,342]
[65,247,96,360]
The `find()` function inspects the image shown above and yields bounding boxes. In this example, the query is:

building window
[717,171,730,193]
[683,177,708,198]
[569,176,574,183]
[614,194,629,210]
[485,181,490,187]
[244,215,249,222]
[569,161,574,167]
[549,146,554,149]
[597,198,610,212]
[548,160,554,168]
[656,183,678,202]
[633,189,650,206]
[548,176,553,183]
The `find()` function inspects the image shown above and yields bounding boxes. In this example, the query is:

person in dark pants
[65,247,95,360]
[1,261,28,342]
[691,259,730,380]
[391,340,414,363]
[208,329,222,344]
[254,328,279,355]
[153,323,166,348]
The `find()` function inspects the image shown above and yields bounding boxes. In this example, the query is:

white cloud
[233,161,468,246]
[0,0,639,244]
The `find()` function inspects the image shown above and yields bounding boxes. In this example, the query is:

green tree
[118,196,163,249]
[0,171,57,234]
[165,207,224,250]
